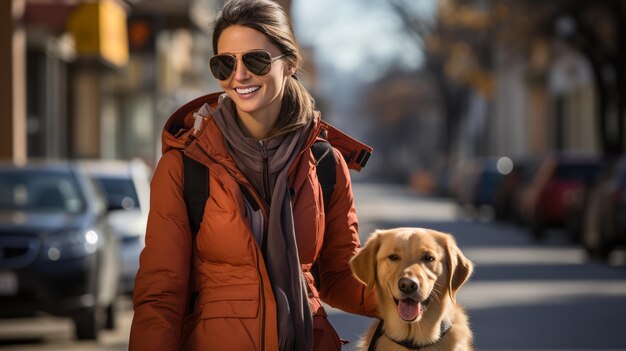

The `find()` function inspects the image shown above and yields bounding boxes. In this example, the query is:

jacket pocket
[182,283,262,350]
[198,283,259,319]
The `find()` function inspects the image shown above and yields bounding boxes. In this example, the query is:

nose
[398,277,419,294]
[233,57,252,81]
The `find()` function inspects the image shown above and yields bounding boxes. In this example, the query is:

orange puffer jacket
[129,93,378,351]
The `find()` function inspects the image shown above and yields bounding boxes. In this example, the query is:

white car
[81,159,151,295]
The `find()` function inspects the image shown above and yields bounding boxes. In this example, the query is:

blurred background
[1,0,626,350]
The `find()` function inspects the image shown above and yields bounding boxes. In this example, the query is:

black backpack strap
[182,153,209,237]
[181,152,209,314]
[310,140,337,292]
[311,140,336,211]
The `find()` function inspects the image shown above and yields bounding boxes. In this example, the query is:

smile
[235,86,260,95]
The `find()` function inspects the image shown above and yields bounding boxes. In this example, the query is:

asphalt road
[1,183,625,350]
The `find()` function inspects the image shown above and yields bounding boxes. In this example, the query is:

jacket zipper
[243,184,268,351]
[258,140,271,205]
[257,141,271,351]
[192,146,268,350]
[258,140,271,256]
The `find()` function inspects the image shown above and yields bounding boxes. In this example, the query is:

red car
[519,153,604,240]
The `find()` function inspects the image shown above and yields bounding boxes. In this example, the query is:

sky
[292,0,436,82]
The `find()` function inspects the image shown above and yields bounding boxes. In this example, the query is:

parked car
[451,157,510,221]
[493,157,541,222]
[81,159,151,295]
[518,152,604,239]
[0,162,120,340]
[580,156,626,259]
[473,159,505,207]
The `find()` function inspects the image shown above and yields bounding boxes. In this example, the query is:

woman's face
[215,25,292,122]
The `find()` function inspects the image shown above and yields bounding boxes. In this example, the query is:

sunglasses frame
[209,50,285,80]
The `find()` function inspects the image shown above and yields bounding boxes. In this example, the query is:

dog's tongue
[398,299,421,321]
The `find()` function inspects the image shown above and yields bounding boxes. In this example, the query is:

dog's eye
[388,254,400,261]
[423,254,435,262]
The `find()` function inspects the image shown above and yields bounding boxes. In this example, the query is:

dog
[349,228,474,351]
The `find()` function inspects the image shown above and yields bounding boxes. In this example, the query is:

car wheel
[531,221,545,241]
[568,229,581,243]
[565,209,583,243]
[585,243,611,261]
[104,302,116,330]
[74,307,101,340]
[584,222,611,261]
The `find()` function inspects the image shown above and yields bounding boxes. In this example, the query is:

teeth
[236,86,260,94]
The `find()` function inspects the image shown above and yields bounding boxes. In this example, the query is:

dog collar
[367,318,452,351]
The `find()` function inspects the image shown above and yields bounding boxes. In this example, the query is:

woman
[129,0,377,350]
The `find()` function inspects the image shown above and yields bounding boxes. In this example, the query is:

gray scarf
[207,96,313,351]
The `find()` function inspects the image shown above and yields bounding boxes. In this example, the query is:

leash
[367,320,385,351]
[367,319,452,350]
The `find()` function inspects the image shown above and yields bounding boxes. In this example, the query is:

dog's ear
[444,235,474,303]
[349,231,381,291]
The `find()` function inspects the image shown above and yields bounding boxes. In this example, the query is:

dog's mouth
[393,296,431,322]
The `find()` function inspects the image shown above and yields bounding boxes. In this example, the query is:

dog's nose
[398,277,418,294]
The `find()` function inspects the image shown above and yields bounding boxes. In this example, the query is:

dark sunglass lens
[242,51,273,76]
[210,55,235,80]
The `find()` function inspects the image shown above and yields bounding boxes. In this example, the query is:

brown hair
[212,0,315,137]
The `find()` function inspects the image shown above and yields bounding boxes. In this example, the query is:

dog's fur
[349,228,474,351]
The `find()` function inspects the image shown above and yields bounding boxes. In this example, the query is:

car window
[95,176,140,210]
[0,170,85,213]
[554,164,602,185]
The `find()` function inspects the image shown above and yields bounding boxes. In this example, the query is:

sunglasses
[209,50,285,80]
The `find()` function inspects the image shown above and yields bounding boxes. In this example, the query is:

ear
[444,235,474,303]
[349,231,381,291]
[284,63,296,77]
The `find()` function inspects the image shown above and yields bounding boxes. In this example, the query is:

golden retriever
[349,228,474,351]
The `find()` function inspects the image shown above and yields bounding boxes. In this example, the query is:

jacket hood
[161,92,373,173]
[161,92,224,155]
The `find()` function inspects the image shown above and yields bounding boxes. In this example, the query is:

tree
[389,0,626,155]
[388,0,499,160]
[563,0,626,154]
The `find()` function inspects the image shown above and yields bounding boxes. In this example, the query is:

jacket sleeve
[318,148,378,317]
[129,150,192,350]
